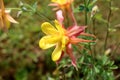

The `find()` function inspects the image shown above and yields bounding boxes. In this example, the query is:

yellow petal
[51,0,57,2]
[51,0,73,5]
[62,36,69,49]
[5,18,10,28]
[51,0,67,5]
[41,22,58,35]
[54,20,65,34]
[52,43,63,61]
[0,15,10,29]
[0,16,4,28]
[39,35,61,49]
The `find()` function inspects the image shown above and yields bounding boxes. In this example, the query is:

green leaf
[15,68,28,80]
[73,6,80,13]
[108,28,116,32]
[88,0,98,7]
[102,55,108,65]
[94,13,107,23]
[32,2,38,13]
[79,4,85,12]
[79,56,84,63]
[28,53,38,62]
[106,0,111,2]
[110,65,118,69]
[109,61,114,66]
[86,7,92,12]
[111,7,119,11]
[94,66,100,73]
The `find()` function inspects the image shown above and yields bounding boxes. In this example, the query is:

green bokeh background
[0,0,120,80]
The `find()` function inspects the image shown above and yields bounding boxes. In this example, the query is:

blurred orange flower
[0,0,18,30]
[49,0,74,10]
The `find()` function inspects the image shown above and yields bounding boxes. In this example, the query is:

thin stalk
[84,0,95,63]
[23,4,52,21]
[89,44,93,54]
[87,0,90,6]
[111,42,120,57]
[114,43,120,54]
[35,11,51,21]
[92,18,96,54]
[76,70,79,80]
[104,1,112,51]
[62,67,66,80]
[92,18,96,35]
[85,10,88,25]
[64,9,70,28]
[89,44,95,65]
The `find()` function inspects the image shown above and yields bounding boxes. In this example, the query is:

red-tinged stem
[67,6,77,26]
[70,38,93,44]
[66,43,77,68]
[81,33,96,38]
[111,42,120,57]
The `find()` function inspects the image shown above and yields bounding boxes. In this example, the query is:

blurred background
[0,0,120,80]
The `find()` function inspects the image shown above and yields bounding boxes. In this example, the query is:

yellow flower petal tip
[41,22,58,35]
[52,49,62,61]
[52,43,63,61]
[39,36,56,49]
[51,0,73,5]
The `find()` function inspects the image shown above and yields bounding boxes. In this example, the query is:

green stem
[84,0,88,26]
[6,8,21,11]
[104,1,112,51]
[92,18,96,35]
[85,10,88,25]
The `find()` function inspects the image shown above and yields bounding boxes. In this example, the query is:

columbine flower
[39,10,95,67]
[49,0,74,10]
[0,0,18,30]
[39,20,95,67]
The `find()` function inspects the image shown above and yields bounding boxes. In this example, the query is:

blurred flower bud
[105,48,111,55]
[91,5,99,18]
[17,11,22,17]
[19,1,24,7]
